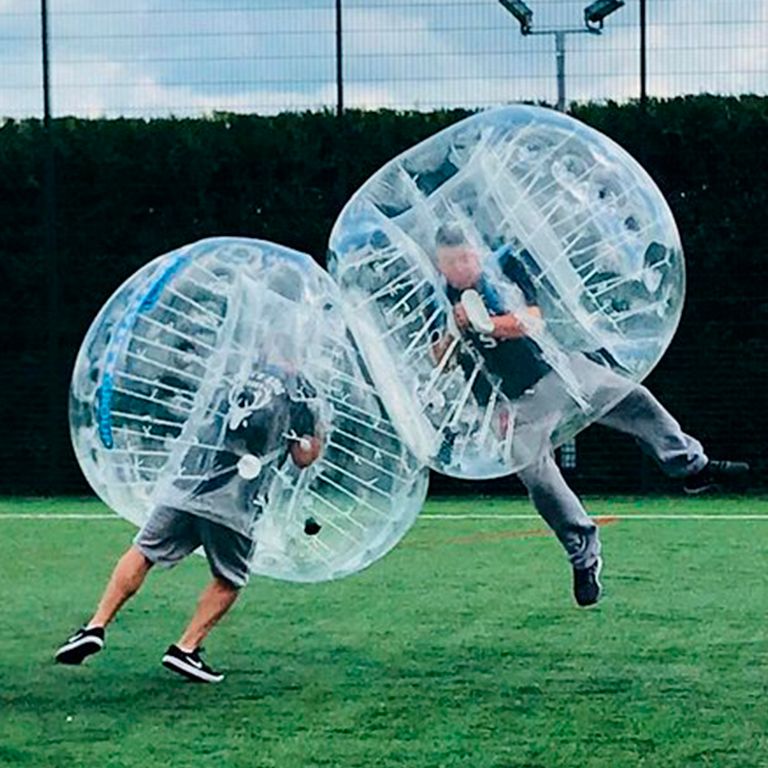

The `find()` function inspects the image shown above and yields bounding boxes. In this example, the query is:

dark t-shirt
[445,246,551,402]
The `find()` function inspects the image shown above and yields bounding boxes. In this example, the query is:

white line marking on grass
[1,513,767,521]
[0,514,117,520]
[420,514,768,521]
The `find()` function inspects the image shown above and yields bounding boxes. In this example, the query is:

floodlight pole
[524,27,599,112]
[555,31,566,111]
[498,1,624,112]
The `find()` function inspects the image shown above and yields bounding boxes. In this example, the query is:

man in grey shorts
[434,225,750,607]
[55,368,322,683]
[136,505,256,594]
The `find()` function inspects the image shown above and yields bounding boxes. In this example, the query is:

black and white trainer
[573,556,603,607]
[55,626,105,665]
[684,460,750,495]
[162,645,224,683]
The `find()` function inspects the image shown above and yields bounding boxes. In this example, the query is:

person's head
[434,224,482,290]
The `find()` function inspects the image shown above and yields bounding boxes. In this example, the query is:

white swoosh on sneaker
[162,654,223,683]
[58,635,104,654]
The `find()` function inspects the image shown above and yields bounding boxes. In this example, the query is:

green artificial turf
[1,495,767,767]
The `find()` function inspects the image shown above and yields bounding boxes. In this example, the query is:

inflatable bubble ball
[328,105,684,479]
[70,237,428,582]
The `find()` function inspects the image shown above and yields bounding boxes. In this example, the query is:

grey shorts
[134,506,255,589]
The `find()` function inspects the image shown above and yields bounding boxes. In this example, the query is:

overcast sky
[1,0,766,118]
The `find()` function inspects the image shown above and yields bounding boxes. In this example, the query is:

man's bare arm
[290,435,323,468]
[490,306,542,340]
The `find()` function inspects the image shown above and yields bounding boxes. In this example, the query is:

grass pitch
[1,495,767,768]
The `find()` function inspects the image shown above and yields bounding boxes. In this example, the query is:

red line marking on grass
[418,514,620,548]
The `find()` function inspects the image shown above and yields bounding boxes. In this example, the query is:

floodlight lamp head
[584,0,625,30]
[498,0,534,35]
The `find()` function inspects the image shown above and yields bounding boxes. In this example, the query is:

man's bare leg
[160,576,240,683]
[55,545,153,665]
[177,576,240,652]
[89,545,154,628]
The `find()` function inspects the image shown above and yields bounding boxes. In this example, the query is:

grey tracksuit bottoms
[516,381,707,569]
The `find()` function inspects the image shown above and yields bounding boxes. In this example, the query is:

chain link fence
[1,2,766,495]
[1,1,766,119]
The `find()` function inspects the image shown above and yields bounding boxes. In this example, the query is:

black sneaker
[573,556,603,607]
[162,644,224,683]
[684,460,750,495]
[55,626,105,665]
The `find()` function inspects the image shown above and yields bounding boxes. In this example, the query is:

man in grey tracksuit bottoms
[434,223,750,606]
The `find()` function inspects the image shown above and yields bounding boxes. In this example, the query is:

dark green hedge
[1,95,766,494]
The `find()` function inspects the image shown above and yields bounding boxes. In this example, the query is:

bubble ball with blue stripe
[70,237,428,582]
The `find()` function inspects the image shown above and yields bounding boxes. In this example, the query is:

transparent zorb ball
[70,237,427,581]
[328,106,684,478]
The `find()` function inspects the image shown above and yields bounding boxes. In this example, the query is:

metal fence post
[640,0,647,108]
[335,0,344,117]
[41,0,61,493]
